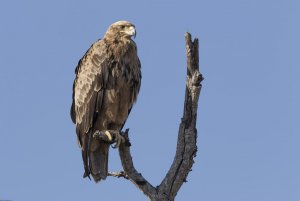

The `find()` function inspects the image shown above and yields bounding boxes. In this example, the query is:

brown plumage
[70,21,141,182]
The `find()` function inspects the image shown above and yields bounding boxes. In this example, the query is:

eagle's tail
[89,140,109,182]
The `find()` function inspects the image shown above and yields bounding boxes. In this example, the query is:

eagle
[70,21,141,182]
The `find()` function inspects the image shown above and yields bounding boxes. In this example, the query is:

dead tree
[117,32,203,201]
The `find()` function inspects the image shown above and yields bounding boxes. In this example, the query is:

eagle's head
[105,21,136,40]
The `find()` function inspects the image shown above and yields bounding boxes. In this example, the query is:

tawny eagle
[70,21,141,182]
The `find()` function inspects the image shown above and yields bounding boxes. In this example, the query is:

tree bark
[118,32,203,201]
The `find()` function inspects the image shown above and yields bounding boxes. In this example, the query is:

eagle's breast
[97,39,141,129]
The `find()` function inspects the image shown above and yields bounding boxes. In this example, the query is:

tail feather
[80,130,109,182]
[89,141,109,182]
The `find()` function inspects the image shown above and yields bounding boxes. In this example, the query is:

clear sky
[0,0,299,200]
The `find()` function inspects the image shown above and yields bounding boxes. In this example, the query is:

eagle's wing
[70,39,109,147]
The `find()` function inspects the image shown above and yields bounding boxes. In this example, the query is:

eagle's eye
[120,25,125,29]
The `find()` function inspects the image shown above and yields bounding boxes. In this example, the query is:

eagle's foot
[110,130,125,149]
[93,130,112,142]
[93,130,125,148]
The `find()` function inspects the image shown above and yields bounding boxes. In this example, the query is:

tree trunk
[117,32,203,201]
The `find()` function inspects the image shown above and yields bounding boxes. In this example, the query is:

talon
[112,131,125,148]
[104,131,113,141]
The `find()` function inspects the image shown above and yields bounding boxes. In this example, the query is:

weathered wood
[119,129,159,200]
[118,32,203,201]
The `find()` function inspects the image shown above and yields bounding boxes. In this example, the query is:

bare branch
[118,33,203,201]
[118,129,159,200]
[158,32,203,200]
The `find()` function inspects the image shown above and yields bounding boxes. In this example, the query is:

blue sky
[0,0,299,200]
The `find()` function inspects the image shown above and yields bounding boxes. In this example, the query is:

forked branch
[118,32,203,201]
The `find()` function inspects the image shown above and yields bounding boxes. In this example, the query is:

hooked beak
[127,26,136,38]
